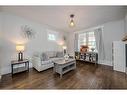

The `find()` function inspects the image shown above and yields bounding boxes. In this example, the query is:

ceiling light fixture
[69,14,75,27]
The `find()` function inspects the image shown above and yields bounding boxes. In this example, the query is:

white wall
[0,12,66,75]
[103,20,124,66]
[67,19,125,66]
[0,12,2,78]
[125,13,127,33]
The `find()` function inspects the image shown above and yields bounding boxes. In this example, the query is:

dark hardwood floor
[0,61,127,89]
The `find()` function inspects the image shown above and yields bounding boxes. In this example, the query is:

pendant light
[69,14,75,27]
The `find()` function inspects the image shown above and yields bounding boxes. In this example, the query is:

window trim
[78,31,96,51]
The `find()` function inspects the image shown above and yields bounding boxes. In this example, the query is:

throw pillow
[46,51,56,58]
[56,52,64,58]
[41,53,49,61]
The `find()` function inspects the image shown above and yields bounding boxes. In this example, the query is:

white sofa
[32,51,64,72]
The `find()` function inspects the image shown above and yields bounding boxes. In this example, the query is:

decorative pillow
[41,53,49,61]
[33,52,42,57]
[46,51,56,58]
[56,52,64,58]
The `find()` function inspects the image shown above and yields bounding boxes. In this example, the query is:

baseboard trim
[98,60,112,66]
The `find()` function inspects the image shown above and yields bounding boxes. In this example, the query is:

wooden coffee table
[53,58,76,78]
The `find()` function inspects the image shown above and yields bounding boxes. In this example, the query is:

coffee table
[53,58,76,78]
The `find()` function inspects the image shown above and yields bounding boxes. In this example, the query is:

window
[78,31,96,51]
[88,32,96,49]
[78,33,87,50]
[48,34,56,41]
[47,29,58,41]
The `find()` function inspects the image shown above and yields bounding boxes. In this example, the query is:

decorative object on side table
[91,47,95,52]
[122,33,127,41]
[11,59,29,75]
[64,54,69,61]
[16,44,25,61]
[80,45,89,53]
[75,51,98,64]
[75,52,80,60]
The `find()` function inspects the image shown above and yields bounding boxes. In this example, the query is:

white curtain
[94,27,105,63]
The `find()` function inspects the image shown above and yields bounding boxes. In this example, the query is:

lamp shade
[63,46,67,49]
[16,44,25,52]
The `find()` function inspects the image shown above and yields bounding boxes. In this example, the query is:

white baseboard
[1,66,11,75]
[98,60,112,66]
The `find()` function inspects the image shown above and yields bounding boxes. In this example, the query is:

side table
[11,59,29,75]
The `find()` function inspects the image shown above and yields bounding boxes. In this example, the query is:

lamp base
[18,51,23,61]
[64,49,66,55]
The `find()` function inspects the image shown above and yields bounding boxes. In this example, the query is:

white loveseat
[32,51,64,72]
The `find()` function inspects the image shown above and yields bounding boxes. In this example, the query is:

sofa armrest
[32,56,42,68]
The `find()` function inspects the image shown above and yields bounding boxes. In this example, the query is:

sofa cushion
[56,51,64,58]
[41,60,51,65]
[50,57,63,62]
[33,52,42,58]
[46,51,56,58]
[41,53,49,61]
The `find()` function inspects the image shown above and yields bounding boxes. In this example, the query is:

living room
[0,5,127,90]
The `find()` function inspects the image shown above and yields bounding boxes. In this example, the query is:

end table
[11,59,29,75]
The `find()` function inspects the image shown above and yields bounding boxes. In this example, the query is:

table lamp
[63,46,67,55]
[16,44,25,61]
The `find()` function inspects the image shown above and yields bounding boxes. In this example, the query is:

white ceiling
[1,6,127,32]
